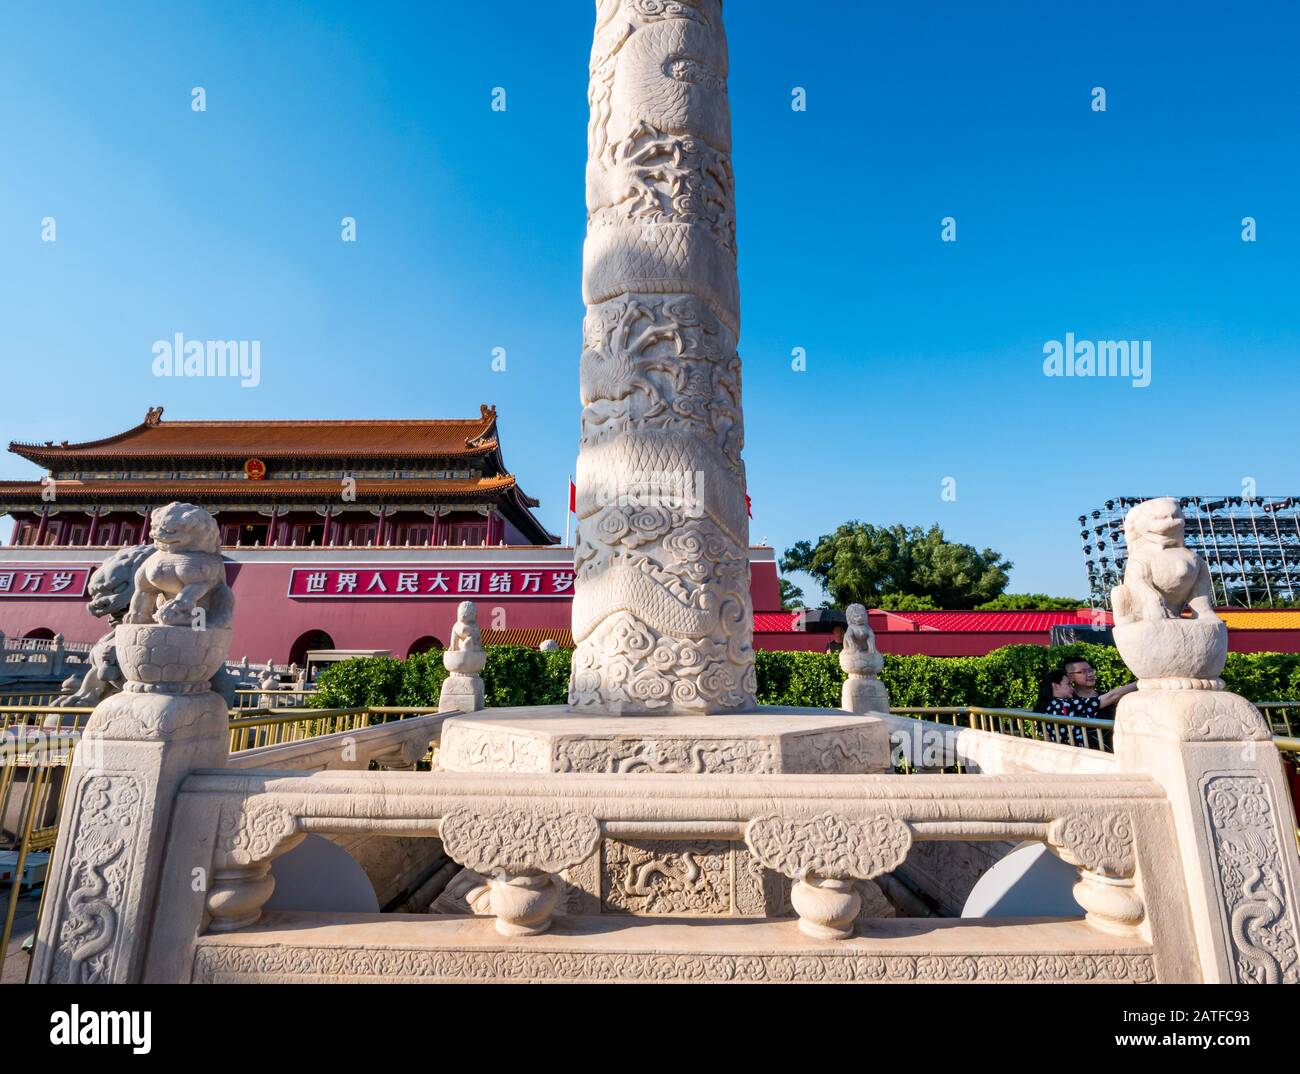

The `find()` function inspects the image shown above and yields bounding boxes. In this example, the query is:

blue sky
[2,0,1297,601]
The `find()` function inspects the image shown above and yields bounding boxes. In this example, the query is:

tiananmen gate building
[0,406,794,667]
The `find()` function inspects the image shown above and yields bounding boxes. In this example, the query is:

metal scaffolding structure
[1080,496,1300,608]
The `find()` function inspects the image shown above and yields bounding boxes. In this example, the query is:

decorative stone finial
[840,604,890,714]
[1110,498,1227,686]
[441,601,486,713]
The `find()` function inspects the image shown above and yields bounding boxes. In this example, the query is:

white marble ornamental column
[570,0,756,714]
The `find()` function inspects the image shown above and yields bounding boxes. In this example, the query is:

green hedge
[310,647,572,710]
[311,643,1300,711]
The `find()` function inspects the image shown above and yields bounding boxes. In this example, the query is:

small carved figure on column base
[840,604,890,714]
[440,601,486,713]
[123,503,234,629]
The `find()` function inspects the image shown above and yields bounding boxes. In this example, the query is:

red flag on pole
[568,477,577,513]
[745,492,752,519]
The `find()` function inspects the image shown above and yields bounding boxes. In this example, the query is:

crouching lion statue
[1110,497,1218,625]
[54,503,239,707]
[1110,497,1226,682]
[124,503,234,629]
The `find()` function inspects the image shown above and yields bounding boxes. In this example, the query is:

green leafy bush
[312,643,1300,711]
[974,593,1088,611]
[310,646,573,710]
[309,655,405,708]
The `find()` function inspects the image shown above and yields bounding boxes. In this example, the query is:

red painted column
[269,507,280,547]
[140,509,152,543]
[34,506,49,545]
[323,508,333,546]
[87,508,100,545]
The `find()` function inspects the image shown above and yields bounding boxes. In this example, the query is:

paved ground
[1,890,41,984]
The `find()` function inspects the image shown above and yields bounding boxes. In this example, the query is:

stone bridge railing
[142,766,1181,984]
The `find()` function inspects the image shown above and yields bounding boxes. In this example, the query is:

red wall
[7,548,1296,663]
[0,551,786,665]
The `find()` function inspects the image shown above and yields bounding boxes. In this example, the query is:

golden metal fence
[1258,702,1300,738]
[232,689,319,710]
[888,705,1115,755]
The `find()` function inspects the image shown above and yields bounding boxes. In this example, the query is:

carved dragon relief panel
[1201,774,1300,984]
[50,774,142,984]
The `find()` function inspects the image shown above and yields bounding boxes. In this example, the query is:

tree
[975,593,1086,611]
[780,522,1011,609]
[876,592,939,611]
[777,577,805,610]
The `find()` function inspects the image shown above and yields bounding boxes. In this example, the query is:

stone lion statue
[125,503,234,629]
[54,531,240,707]
[1110,497,1219,626]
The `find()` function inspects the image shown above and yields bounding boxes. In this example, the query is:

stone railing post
[1115,684,1300,983]
[439,807,600,936]
[746,813,911,939]
[1110,497,1300,984]
[30,503,236,984]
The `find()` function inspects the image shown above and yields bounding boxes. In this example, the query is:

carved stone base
[438,705,891,775]
[842,676,890,716]
[438,842,895,923]
[439,674,483,714]
[432,705,894,923]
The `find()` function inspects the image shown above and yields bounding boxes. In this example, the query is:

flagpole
[565,474,572,547]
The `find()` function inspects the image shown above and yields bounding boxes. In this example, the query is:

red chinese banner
[287,566,576,599]
[0,566,91,598]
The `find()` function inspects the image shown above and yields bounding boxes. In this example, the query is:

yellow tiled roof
[1219,611,1300,630]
